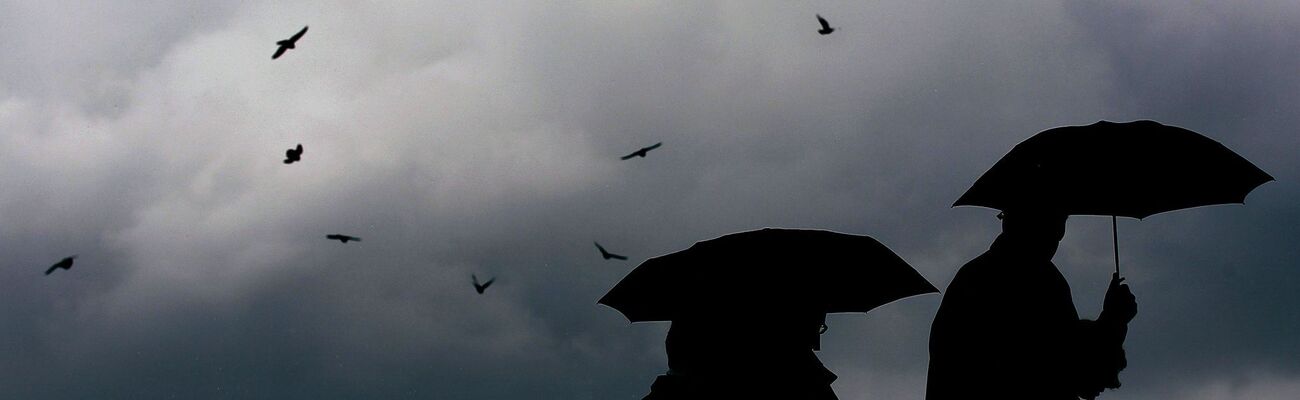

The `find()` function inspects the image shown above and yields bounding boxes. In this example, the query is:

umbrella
[598,228,938,323]
[954,120,1273,272]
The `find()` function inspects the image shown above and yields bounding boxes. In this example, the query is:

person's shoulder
[952,252,1005,280]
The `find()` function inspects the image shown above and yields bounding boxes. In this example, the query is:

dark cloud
[1,1,1297,399]
[1052,3,1300,398]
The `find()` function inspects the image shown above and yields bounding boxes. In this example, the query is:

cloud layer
[2,1,1296,398]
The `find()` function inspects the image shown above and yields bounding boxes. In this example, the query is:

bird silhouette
[816,14,835,35]
[272,26,309,59]
[620,142,663,160]
[594,242,628,260]
[472,274,496,294]
[45,255,77,275]
[326,234,361,243]
[284,144,303,164]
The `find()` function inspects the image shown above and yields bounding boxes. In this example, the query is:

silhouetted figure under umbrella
[45,256,77,275]
[928,209,1135,400]
[594,242,628,260]
[272,26,308,59]
[284,144,303,164]
[931,120,1271,399]
[621,142,662,160]
[472,274,495,294]
[600,228,937,400]
[326,234,360,243]
[816,14,835,35]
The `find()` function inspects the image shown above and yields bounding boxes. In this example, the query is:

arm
[1098,273,1137,332]
[1073,273,1137,399]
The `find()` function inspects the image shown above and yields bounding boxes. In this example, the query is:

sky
[1,1,1297,399]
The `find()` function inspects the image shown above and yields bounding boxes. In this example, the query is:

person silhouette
[643,307,839,400]
[926,208,1137,400]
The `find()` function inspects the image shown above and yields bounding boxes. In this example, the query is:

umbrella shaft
[1112,216,1120,275]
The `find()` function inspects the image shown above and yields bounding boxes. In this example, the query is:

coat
[926,234,1126,400]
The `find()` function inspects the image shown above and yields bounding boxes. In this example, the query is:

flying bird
[326,234,361,243]
[472,274,496,294]
[284,144,303,164]
[594,242,628,261]
[45,256,77,276]
[620,142,663,160]
[272,26,309,59]
[816,14,835,35]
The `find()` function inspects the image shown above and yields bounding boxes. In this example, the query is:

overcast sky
[2,1,1297,399]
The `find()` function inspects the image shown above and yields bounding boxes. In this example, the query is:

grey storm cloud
[1,1,1297,399]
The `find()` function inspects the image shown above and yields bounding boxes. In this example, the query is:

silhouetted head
[996,208,1068,257]
[665,310,828,373]
[1000,209,1067,238]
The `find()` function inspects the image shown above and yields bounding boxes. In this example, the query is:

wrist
[1097,312,1129,326]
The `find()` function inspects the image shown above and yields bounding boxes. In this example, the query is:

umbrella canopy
[954,120,1272,218]
[598,228,938,323]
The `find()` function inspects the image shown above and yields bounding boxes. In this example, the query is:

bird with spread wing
[472,274,496,294]
[816,14,836,35]
[326,234,361,243]
[45,256,77,276]
[595,242,628,261]
[620,142,662,160]
[273,26,309,59]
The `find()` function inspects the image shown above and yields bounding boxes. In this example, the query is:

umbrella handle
[1112,216,1120,275]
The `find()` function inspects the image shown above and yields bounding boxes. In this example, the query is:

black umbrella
[954,120,1273,272]
[598,228,938,323]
